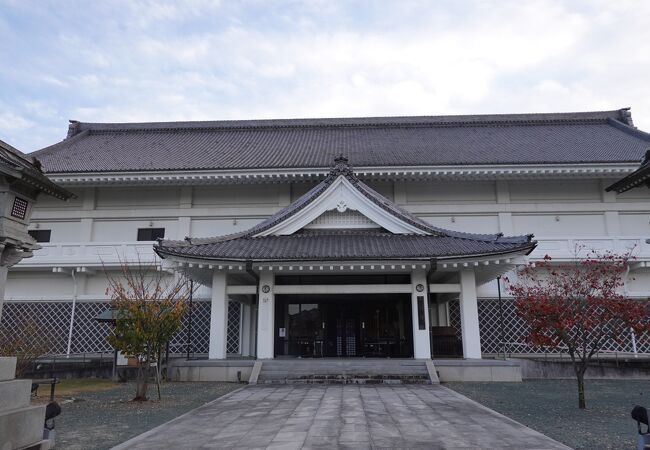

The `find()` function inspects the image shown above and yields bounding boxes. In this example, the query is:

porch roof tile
[155,229,536,262]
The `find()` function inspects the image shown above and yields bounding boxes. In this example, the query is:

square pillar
[208,271,228,359]
[256,271,275,359]
[459,268,482,359]
[411,269,431,359]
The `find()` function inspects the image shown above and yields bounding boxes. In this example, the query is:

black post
[165,341,170,381]
[186,279,194,360]
[497,276,506,359]
[112,348,118,382]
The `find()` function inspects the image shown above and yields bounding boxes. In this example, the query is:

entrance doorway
[274,294,413,358]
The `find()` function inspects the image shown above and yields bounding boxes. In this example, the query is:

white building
[2,108,650,366]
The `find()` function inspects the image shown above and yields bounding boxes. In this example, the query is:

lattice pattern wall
[449,299,650,355]
[168,300,211,354]
[0,299,242,357]
[227,302,241,354]
[0,301,75,354]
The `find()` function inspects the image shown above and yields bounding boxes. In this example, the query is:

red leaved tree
[506,250,650,409]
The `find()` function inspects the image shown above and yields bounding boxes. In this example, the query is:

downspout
[424,258,438,320]
[66,269,78,357]
[426,259,436,356]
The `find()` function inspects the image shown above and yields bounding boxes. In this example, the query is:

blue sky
[1,0,649,152]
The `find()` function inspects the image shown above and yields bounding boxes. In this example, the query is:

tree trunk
[155,347,162,401]
[576,371,586,409]
[134,359,149,401]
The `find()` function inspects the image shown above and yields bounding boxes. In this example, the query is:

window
[11,197,28,219]
[137,228,165,241]
[28,229,51,243]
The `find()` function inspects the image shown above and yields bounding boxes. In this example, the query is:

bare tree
[105,259,192,401]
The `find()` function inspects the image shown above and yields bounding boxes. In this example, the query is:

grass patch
[33,378,116,400]
[52,381,241,450]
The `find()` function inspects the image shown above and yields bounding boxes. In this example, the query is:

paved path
[114,385,570,449]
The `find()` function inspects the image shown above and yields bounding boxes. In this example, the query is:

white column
[411,269,431,359]
[256,271,275,359]
[459,268,481,359]
[240,303,251,356]
[208,271,228,359]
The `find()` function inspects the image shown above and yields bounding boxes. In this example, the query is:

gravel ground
[446,379,649,450]
[52,381,242,450]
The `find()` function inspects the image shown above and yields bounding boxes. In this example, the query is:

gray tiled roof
[155,157,535,261]
[155,229,536,261]
[32,109,650,173]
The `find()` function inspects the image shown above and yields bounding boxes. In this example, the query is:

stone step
[258,359,432,384]
[0,379,32,414]
[261,375,431,385]
[0,404,45,450]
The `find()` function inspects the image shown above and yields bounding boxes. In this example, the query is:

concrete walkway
[113,385,570,450]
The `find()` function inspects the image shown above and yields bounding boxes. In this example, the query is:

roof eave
[40,162,640,187]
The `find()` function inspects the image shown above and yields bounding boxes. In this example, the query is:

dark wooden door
[336,318,358,356]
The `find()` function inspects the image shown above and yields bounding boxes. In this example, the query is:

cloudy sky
[1,0,649,152]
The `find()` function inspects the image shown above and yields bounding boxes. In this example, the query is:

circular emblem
[416,284,424,292]
[261,285,271,293]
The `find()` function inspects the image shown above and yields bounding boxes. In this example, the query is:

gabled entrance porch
[156,156,536,381]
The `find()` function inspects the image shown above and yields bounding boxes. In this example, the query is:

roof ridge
[66,109,629,137]
[30,129,90,159]
[606,117,650,143]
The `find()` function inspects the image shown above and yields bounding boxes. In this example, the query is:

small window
[137,228,165,241]
[28,229,51,243]
[11,197,28,219]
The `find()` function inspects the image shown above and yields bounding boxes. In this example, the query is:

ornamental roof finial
[334,154,349,165]
[330,155,355,179]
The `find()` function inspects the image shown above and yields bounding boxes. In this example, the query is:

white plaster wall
[509,180,601,203]
[92,219,179,241]
[625,271,650,297]
[96,187,181,209]
[620,213,650,235]
[193,185,281,206]
[28,221,82,241]
[190,218,263,237]
[512,213,607,236]
[421,215,500,234]
[405,180,496,204]
[5,273,75,299]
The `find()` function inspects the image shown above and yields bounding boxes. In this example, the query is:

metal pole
[66,270,78,357]
[631,327,638,358]
[112,348,118,382]
[186,279,194,360]
[497,276,506,359]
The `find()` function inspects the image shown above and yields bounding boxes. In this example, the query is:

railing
[16,241,159,268]
[530,236,650,261]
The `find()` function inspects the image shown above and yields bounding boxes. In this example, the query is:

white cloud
[1,0,649,151]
